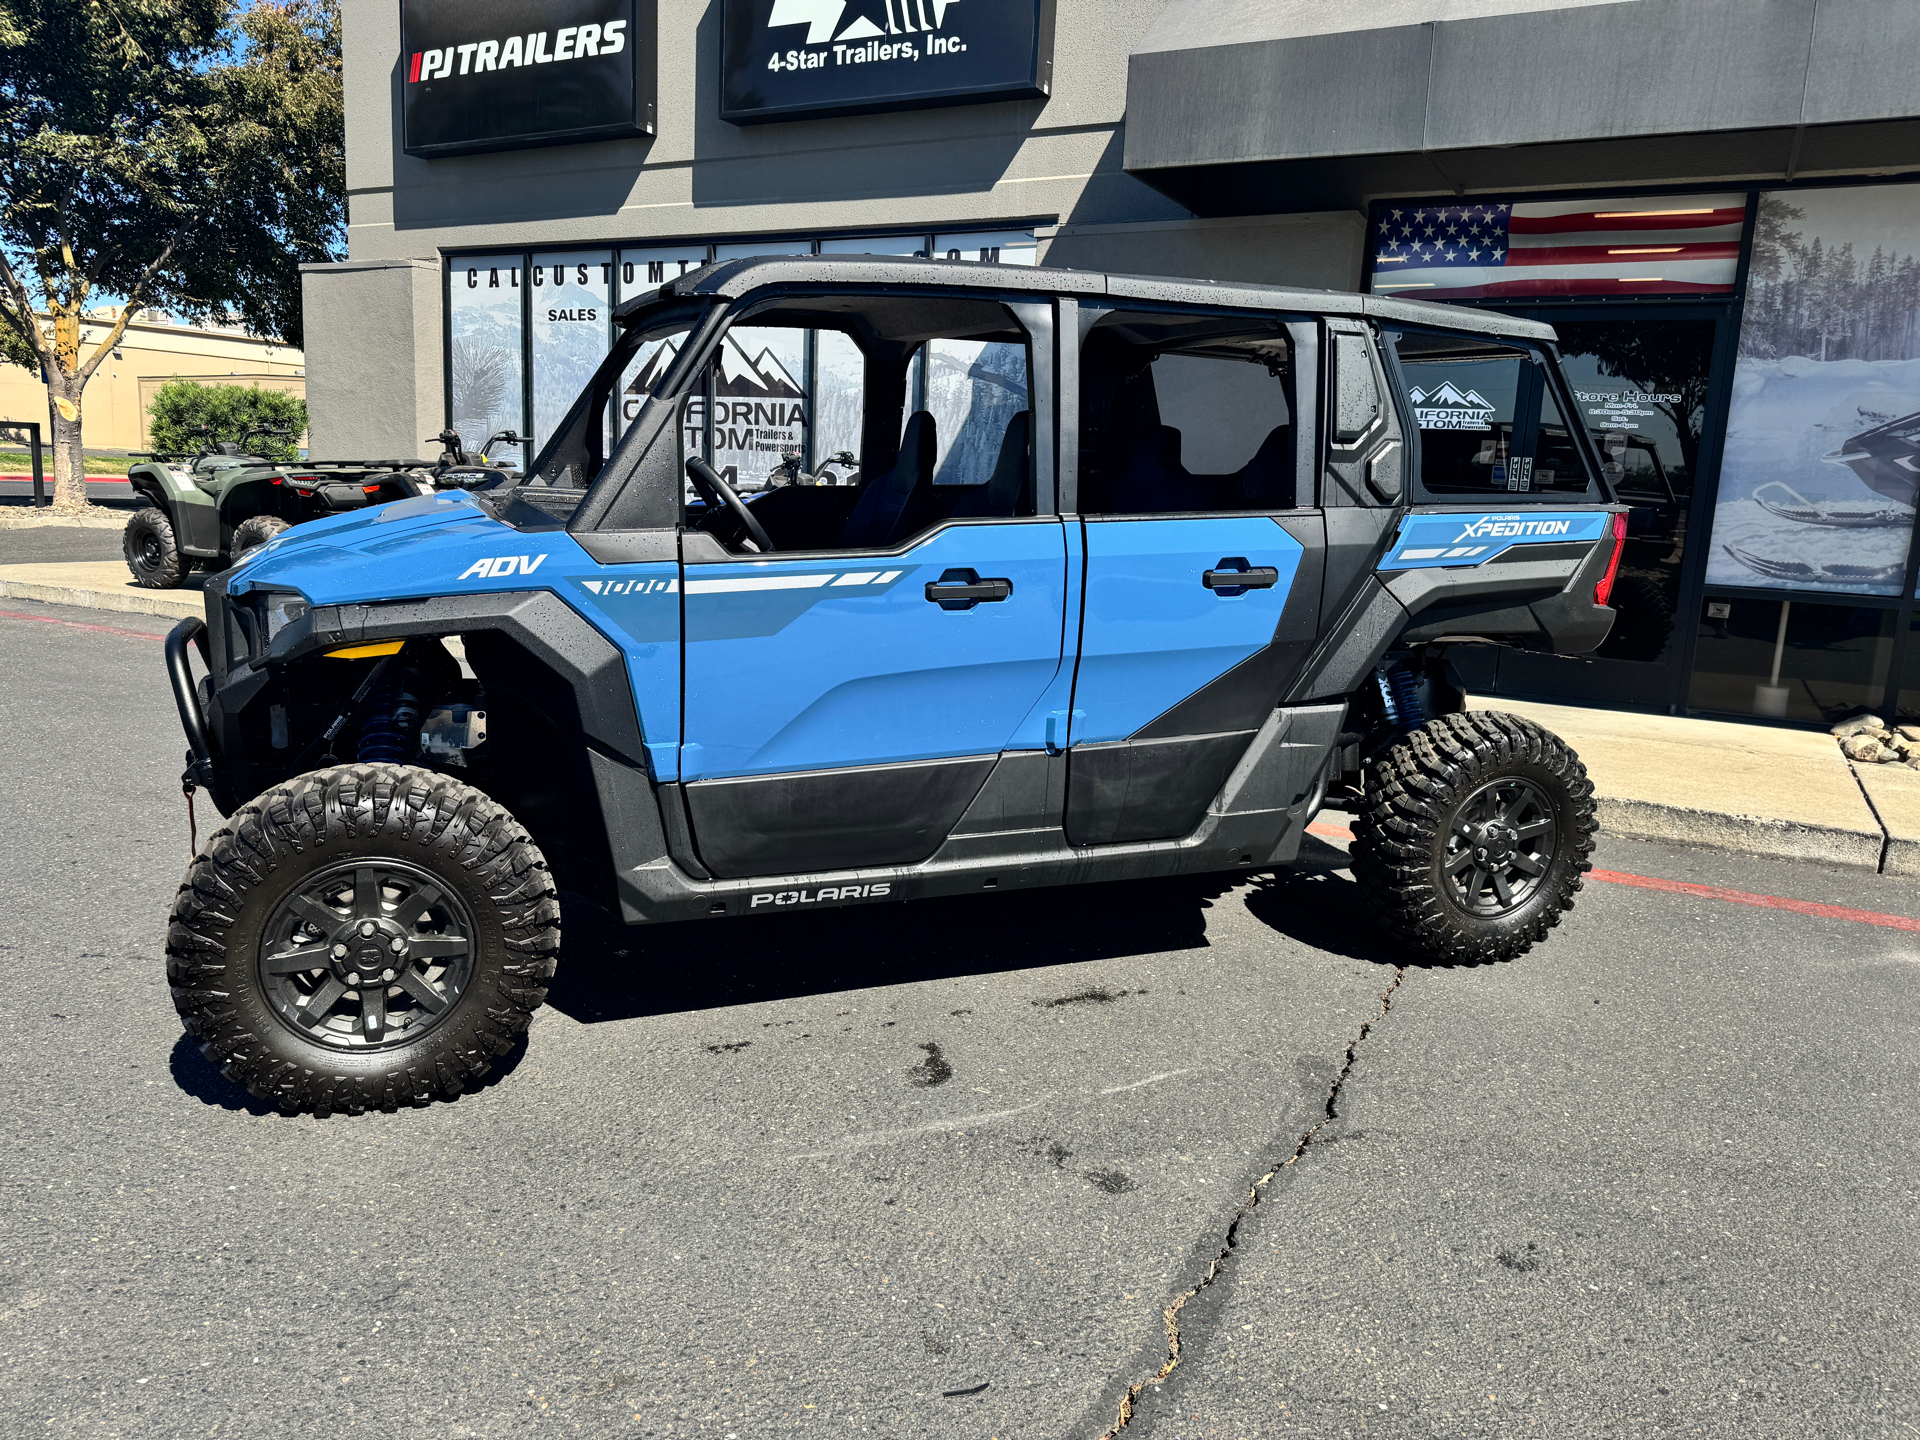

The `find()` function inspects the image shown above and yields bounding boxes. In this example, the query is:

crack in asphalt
[1099,965,1407,1438]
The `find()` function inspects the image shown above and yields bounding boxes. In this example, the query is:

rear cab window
[1387,330,1601,502]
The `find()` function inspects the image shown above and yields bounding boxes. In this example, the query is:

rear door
[1065,308,1325,846]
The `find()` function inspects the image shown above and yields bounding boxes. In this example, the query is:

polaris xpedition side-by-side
[163,257,1626,1116]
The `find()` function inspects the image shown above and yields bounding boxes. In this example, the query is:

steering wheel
[685,457,774,554]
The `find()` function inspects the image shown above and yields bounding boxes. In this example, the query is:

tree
[0,0,343,510]
[1557,320,1716,482]
[147,379,307,461]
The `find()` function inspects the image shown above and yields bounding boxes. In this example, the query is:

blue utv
[163,256,1626,1115]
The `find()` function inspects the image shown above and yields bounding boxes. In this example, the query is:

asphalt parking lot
[2,597,1915,1440]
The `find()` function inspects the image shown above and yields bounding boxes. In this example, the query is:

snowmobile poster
[1707,183,1918,598]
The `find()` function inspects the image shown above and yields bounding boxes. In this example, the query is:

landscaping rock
[1831,713,1886,738]
[1841,733,1896,763]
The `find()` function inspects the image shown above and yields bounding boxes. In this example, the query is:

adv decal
[1380,511,1611,570]
[720,0,1053,124]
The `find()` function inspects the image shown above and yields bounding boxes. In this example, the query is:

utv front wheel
[1352,712,1596,964]
[231,513,290,560]
[123,507,187,588]
[167,766,560,1115]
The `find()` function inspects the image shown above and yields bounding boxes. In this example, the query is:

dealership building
[305,0,1919,725]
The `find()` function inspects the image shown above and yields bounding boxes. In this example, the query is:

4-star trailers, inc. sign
[401,0,657,157]
[721,0,1054,124]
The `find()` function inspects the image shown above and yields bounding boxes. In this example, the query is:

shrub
[148,381,308,462]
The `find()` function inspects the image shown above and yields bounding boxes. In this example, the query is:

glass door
[1487,305,1733,710]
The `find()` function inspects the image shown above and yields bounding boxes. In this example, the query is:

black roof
[621,253,1556,342]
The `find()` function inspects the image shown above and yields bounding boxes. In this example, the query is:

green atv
[122,426,434,589]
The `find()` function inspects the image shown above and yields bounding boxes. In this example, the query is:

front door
[676,291,1064,880]
[1065,311,1326,846]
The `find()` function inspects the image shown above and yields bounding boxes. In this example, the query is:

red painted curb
[1305,821,1915,933]
[0,608,166,641]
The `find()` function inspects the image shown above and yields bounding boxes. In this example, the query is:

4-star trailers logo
[409,17,627,82]
[760,0,968,72]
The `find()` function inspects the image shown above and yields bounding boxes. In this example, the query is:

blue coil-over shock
[1376,662,1427,736]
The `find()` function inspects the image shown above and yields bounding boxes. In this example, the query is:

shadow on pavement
[169,1025,532,1113]
[547,870,1246,1025]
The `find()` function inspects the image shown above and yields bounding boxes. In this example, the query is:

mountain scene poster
[1709,184,1919,597]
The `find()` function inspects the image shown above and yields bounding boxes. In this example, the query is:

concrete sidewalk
[0,560,1913,875]
[1478,697,1918,877]
[0,558,208,619]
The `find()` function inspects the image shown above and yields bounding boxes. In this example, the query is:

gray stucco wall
[343,0,1192,263]
[300,259,443,461]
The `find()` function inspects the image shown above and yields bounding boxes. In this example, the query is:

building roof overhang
[1122,0,1920,214]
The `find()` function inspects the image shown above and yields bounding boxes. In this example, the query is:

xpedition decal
[1379,510,1612,571]
[402,0,655,158]
[721,0,1053,124]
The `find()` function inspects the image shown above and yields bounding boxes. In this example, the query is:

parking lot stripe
[1305,820,1916,932]
[0,607,166,641]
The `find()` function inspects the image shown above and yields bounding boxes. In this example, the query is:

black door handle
[1203,557,1280,593]
[925,567,1013,610]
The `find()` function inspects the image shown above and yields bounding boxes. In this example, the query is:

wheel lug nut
[331,943,348,959]
[348,973,362,986]
[381,969,395,982]
[390,937,406,953]
[359,921,377,937]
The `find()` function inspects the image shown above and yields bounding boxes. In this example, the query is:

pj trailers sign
[401,0,657,157]
[721,0,1054,124]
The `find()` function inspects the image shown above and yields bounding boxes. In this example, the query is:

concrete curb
[1596,796,1888,872]
[0,573,206,620]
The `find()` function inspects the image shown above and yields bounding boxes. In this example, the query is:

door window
[1392,332,1594,499]
[685,295,1038,555]
[1079,313,1297,513]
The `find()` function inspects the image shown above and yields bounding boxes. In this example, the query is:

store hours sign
[721,0,1054,124]
[402,0,656,157]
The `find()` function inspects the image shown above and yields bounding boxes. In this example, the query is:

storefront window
[529,251,612,456]
[1709,183,1918,599]
[1687,597,1912,723]
[447,253,524,463]
[614,246,707,439]
[1557,318,1716,664]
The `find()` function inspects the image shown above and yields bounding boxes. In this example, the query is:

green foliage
[148,381,307,462]
[0,0,344,352]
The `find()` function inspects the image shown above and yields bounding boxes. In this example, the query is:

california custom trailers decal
[720,0,1054,124]
[401,0,657,157]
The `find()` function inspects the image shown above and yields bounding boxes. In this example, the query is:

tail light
[1594,511,1628,607]
[291,474,320,483]
[363,483,383,494]
[269,477,282,486]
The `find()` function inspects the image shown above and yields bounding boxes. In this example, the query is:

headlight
[260,591,309,642]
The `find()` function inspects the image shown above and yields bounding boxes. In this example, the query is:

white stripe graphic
[1400,547,1447,559]
[685,573,835,594]
[831,571,880,586]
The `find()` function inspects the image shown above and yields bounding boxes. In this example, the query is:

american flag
[1367,195,1746,300]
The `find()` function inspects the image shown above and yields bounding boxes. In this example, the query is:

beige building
[0,310,306,453]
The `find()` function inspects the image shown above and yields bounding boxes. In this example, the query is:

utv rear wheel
[231,513,290,560]
[1352,711,1596,964]
[124,507,187,588]
[166,765,560,1116]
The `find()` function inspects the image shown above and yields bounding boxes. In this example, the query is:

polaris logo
[1454,516,1572,542]
[459,555,547,580]
[750,883,892,907]
[409,20,627,82]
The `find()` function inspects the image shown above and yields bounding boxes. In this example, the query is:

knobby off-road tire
[230,513,290,561]
[123,507,187,589]
[167,765,559,1116]
[1352,711,1597,964]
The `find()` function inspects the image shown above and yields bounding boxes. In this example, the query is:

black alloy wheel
[1352,710,1597,964]
[168,765,559,1116]
[1440,777,1556,916]
[258,860,476,1050]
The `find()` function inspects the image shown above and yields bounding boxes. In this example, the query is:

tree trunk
[47,368,92,513]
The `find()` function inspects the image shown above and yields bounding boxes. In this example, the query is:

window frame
[1070,301,1315,520]
[1380,325,1610,506]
